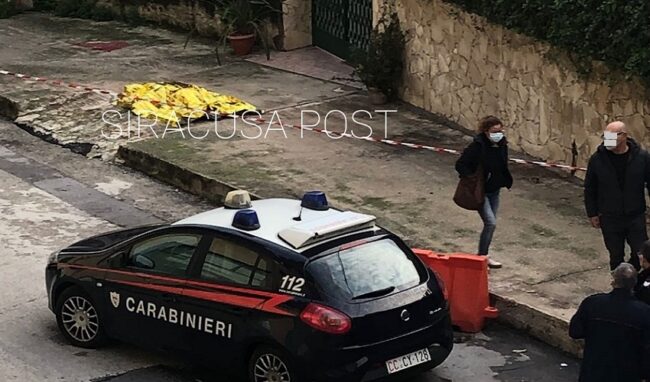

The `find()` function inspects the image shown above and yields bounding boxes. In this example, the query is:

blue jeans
[478,190,500,256]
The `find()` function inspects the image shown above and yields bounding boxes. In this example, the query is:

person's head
[479,116,504,144]
[639,240,650,271]
[611,263,638,290]
[603,121,628,151]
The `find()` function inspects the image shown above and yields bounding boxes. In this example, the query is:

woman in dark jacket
[635,240,650,305]
[455,116,513,268]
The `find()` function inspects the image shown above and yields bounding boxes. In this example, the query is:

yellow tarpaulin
[117,82,256,123]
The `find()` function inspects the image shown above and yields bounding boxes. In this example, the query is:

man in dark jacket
[636,239,650,305]
[584,121,650,270]
[570,263,650,382]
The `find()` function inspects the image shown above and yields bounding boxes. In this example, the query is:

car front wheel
[249,346,298,382]
[55,286,106,348]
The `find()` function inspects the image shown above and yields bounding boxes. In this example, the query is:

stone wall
[98,0,222,36]
[105,1,300,51]
[378,0,650,172]
[14,0,33,11]
[136,1,222,36]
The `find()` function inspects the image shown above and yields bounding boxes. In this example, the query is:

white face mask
[489,132,504,143]
[604,131,618,150]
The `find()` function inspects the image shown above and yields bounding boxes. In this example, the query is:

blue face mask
[489,132,504,143]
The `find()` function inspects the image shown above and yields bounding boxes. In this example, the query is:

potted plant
[351,10,406,105]
[216,0,282,58]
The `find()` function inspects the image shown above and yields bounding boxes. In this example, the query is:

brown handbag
[453,164,485,211]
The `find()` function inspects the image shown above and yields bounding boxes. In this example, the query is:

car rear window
[306,238,423,301]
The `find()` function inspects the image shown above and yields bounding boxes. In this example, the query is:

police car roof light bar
[224,190,252,209]
[278,211,376,249]
[301,191,329,211]
[232,209,261,231]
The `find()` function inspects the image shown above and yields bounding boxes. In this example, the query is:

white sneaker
[487,257,502,269]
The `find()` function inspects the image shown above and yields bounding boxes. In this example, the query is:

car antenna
[293,206,303,221]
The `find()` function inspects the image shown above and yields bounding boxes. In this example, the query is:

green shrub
[0,0,16,19]
[54,0,80,17]
[33,0,57,11]
[443,0,650,83]
[77,0,96,18]
[55,0,96,18]
[122,5,142,25]
[51,0,145,25]
[90,5,115,21]
[351,8,407,99]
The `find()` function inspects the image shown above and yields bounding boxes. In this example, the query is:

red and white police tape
[0,69,118,97]
[250,117,587,172]
[0,68,588,172]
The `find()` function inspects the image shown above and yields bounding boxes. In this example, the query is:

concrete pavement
[0,120,580,381]
[0,12,631,356]
[0,120,215,381]
[0,156,169,381]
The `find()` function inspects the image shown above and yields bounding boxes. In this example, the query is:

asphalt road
[0,120,581,382]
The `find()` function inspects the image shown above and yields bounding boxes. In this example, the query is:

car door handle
[162,293,176,303]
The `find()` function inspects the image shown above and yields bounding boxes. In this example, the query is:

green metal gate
[312,0,373,60]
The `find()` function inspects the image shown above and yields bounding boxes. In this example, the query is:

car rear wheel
[55,286,106,348]
[249,346,297,382]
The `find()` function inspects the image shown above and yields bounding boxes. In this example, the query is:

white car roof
[172,198,378,252]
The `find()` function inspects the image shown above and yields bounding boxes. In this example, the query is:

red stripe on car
[61,264,281,297]
[63,264,296,316]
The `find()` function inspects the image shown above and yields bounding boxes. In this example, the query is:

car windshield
[307,238,423,301]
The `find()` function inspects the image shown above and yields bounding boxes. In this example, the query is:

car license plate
[386,348,431,374]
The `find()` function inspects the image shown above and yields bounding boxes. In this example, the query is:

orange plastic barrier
[412,249,498,333]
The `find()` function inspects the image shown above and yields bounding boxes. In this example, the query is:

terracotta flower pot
[228,33,256,56]
[368,87,388,105]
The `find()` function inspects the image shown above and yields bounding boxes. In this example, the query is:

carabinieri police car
[46,191,453,381]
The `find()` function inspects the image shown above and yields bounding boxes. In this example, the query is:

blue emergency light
[232,209,260,231]
[301,191,329,211]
